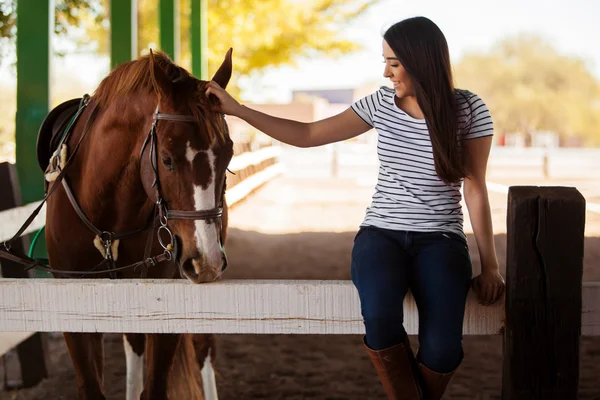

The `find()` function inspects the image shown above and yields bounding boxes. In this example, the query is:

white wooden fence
[0,279,598,336]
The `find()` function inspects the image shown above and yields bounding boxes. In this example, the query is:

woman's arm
[205,81,371,148]
[463,135,505,305]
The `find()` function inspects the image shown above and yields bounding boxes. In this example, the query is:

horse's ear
[211,48,233,89]
[149,49,172,101]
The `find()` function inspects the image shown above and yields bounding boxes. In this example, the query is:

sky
[2,0,599,104]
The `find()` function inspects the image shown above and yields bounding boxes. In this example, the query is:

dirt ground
[1,172,599,399]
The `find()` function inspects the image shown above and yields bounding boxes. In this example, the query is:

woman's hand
[472,268,505,306]
[205,81,243,117]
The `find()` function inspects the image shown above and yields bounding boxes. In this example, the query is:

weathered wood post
[0,162,48,387]
[503,186,585,400]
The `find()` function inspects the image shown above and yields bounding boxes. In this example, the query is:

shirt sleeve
[350,90,381,128]
[463,94,494,140]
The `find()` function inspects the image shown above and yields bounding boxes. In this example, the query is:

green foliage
[4,0,375,93]
[135,0,377,94]
[454,34,600,145]
[0,0,105,61]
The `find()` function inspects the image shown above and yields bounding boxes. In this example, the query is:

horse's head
[139,50,234,283]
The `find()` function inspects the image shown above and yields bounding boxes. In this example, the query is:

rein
[0,98,226,279]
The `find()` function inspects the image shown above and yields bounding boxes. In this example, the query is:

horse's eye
[161,155,173,171]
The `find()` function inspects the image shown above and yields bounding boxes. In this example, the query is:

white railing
[0,279,598,336]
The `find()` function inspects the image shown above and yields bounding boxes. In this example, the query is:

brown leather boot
[364,337,423,400]
[418,363,456,400]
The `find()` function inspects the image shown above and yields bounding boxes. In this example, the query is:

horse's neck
[70,101,154,232]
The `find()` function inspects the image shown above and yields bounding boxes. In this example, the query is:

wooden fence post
[0,162,48,387]
[503,186,585,399]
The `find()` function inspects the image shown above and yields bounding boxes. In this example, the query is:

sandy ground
[1,149,600,399]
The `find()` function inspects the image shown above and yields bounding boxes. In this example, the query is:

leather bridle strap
[60,178,151,241]
[166,208,223,220]
[0,246,172,278]
[154,111,197,123]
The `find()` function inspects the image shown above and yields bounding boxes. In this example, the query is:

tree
[1,0,376,87]
[454,34,600,145]
[0,0,105,63]
[140,0,377,95]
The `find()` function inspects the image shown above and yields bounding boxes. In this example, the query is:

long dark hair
[384,17,467,184]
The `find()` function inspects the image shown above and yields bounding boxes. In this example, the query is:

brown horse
[42,49,235,400]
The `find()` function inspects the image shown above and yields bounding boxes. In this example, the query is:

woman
[206,16,505,400]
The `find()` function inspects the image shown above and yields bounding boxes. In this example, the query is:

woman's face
[382,40,415,99]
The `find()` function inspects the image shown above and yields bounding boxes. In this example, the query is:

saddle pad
[36,98,82,172]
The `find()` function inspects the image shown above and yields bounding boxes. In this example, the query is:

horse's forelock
[92,53,227,145]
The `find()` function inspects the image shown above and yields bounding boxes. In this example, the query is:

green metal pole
[15,0,52,205]
[191,0,208,80]
[15,0,53,270]
[110,0,138,69]
[160,0,180,62]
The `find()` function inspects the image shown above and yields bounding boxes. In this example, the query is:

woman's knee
[350,226,411,350]
[417,333,463,373]
[363,315,406,350]
[358,287,406,350]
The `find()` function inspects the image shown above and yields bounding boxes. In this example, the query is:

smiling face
[382,39,415,99]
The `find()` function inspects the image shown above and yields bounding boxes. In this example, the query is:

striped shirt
[351,86,494,238]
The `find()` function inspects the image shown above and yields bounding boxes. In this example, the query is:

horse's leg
[141,333,182,400]
[63,332,105,400]
[193,334,219,400]
[124,333,146,400]
[200,353,218,400]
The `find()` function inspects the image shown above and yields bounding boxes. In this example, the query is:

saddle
[36,97,83,173]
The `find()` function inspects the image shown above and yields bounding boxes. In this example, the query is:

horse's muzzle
[180,252,227,283]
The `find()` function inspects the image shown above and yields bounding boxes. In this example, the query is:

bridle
[0,96,228,279]
[137,106,227,276]
[141,107,225,222]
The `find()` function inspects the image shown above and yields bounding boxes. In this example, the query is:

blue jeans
[351,225,472,373]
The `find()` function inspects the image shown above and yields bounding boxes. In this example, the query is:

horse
[39,49,235,400]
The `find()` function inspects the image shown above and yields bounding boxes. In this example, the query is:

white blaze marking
[201,352,219,400]
[186,142,221,266]
[123,335,144,400]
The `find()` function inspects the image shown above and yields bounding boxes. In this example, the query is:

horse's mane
[93,51,227,144]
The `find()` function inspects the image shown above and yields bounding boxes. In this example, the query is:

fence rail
[0,279,598,336]
[330,144,600,180]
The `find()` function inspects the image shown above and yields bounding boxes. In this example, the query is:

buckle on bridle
[98,231,115,260]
